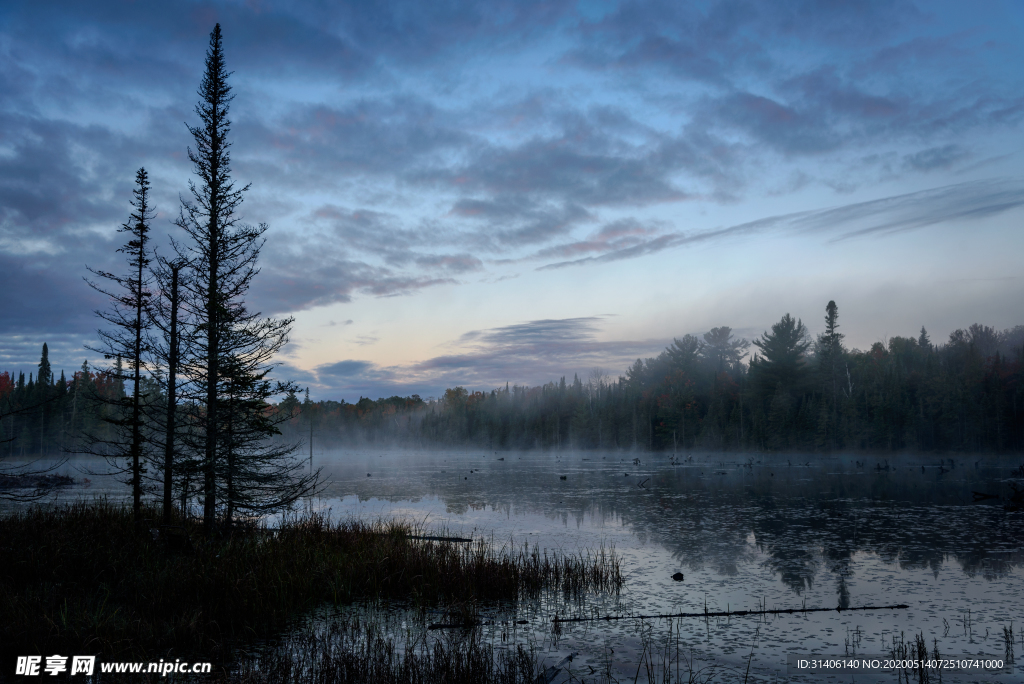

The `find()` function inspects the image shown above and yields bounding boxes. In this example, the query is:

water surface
[308,449,1024,682]
[12,449,1024,682]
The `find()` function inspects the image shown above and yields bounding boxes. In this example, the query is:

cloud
[413,254,483,273]
[449,197,594,249]
[3,0,1024,379]
[0,113,138,246]
[236,98,471,190]
[538,179,1024,269]
[810,179,1024,241]
[903,145,969,172]
[432,135,692,207]
[567,0,922,81]
[253,249,457,313]
[0,334,98,378]
[408,316,665,388]
[300,316,671,400]
[353,335,379,346]
[531,217,664,260]
[318,359,378,378]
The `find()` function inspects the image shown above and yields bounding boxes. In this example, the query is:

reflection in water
[9,449,1024,681]
[313,451,1024,591]
[307,450,1024,680]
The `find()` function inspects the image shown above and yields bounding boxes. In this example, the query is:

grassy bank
[0,502,620,672]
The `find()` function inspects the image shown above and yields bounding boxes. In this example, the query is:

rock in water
[672,572,684,582]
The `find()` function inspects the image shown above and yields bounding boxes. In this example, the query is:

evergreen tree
[665,335,703,371]
[86,168,154,521]
[750,314,811,449]
[700,326,749,373]
[751,314,810,394]
[37,344,52,386]
[279,388,300,416]
[816,301,845,449]
[36,344,52,455]
[175,24,315,529]
[918,326,931,350]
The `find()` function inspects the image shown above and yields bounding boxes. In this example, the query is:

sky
[1,0,1023,401]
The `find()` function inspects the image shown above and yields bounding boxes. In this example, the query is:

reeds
[230,614,536,684]
[0,502,620,665]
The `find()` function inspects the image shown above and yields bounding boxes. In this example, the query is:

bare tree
[147,256,186,524]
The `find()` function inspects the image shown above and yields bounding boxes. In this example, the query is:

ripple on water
[11,449,1024,681]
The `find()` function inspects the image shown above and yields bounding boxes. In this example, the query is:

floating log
[429,618,529,630]
[552,603,909,624]
[406,534,474,543]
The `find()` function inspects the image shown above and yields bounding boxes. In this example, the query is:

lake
[10,449,1024,682]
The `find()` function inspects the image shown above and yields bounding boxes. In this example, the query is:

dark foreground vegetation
[0,502,620,678]
[233,616,538,684]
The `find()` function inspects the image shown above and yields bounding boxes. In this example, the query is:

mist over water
[298,448,1023,682]
[13,448,1024,681]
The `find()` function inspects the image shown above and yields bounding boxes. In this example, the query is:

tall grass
[0,502,620,666]
[231,614,536,684]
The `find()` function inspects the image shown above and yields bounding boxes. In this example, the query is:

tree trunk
[163,264,180,524]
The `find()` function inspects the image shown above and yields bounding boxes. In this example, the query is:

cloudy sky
[2,0,1023,400]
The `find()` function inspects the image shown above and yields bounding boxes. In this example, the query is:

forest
[272,309,1024,453]
[5,310,1023,459]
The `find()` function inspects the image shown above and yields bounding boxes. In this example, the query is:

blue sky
[1,0,1023,400]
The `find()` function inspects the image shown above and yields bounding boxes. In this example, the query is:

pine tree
[700,327,750,374]
[86,168,154,521]
[37,344,51,455]
[175,24,316,529]
[751,314,810,394]
[750,314,810,448]
[37,343,52,386]
[816,301,845,449]
[918,326,931,351]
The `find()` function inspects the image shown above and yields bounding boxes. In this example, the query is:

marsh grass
[230,613,537,684]
[0,502,621,667]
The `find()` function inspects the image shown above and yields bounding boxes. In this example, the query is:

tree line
[276,308,1024,453]
[0,348,127,460]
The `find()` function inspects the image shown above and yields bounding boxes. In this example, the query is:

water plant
[229,614,536,684]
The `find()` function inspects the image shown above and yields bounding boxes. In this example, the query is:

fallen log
[552,603,909,624]
[406,534,474,543]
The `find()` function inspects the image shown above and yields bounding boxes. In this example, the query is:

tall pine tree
[816,301,845,449]
[86,168,154,521]
[175,25,316,529]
